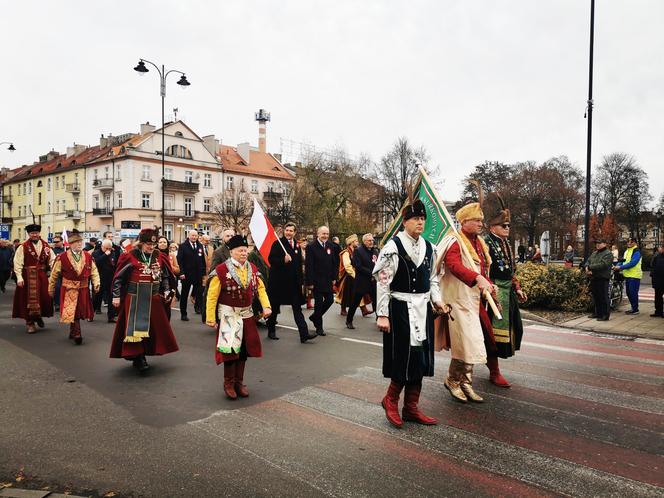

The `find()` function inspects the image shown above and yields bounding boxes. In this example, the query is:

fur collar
[456,231,492,267]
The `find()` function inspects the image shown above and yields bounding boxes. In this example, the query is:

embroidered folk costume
[206,235,271,399]
[438,201,495,403]
[109,229,178,373]
[336,234,370,316]
[482,193,525,387]
[373,199,443,428]
[12,224,55,333]
[48,231,100,345]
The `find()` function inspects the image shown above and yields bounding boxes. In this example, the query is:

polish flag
[61,227,70,248]
[248,198,279,267]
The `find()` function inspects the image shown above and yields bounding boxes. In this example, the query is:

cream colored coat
[438,235,487,365]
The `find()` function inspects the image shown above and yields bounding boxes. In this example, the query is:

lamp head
[7,143,15,152]
[134,60,149,75]
[177,74,191,88]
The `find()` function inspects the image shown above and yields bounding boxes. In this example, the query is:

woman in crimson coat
[110,229,178,373]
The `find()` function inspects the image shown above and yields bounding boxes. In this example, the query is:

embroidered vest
[216,262,259,308]
[22,239,51,272]
[390,236,433,294]
[59,251,93,283]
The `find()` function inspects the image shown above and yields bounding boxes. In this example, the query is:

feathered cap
[138,228,158,244]
[456,179,484,224]
[482,192,511,226]
[68,229,83,244]
[401,180,427,221]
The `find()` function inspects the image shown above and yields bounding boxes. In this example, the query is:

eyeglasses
[501,223,511,229]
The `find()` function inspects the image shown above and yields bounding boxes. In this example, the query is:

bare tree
[592,153,640,217]
[212,188,253,233]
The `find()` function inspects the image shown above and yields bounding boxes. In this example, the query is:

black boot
[267,328,279,340]
[132,355,150,373]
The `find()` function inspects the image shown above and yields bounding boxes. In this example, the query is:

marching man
[48,230,100,345]
[12,223,55,333]
[206,235,272,399]
[373,197,447,428]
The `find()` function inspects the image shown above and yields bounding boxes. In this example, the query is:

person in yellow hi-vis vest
[614,237,642,315]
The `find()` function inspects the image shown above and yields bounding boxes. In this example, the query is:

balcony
[1,216,12,224]
[263,191,283,202]
[3,195,12,205]
[162,179,199,193]
[92,178,114,190]
[92,208,113,217]
[65,183,81,194]
[66,210,83,220]
[164,209,196,219]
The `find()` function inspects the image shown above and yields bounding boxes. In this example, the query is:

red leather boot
[487,357,510,388]
[70,320,83,345]
[234,361,250,398]
[381,381,404,428]
[402,384,438,425]
[223,362,238,399]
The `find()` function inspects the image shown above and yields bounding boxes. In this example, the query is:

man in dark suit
[346,233,378,329]
[177,229,206,321]
[305,225,339,336]
[267,222,318,343]
[92,239,117,323]
[210,228,235,270]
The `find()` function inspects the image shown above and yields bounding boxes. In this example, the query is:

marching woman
[109,229,178,373]
[206,235,271,399]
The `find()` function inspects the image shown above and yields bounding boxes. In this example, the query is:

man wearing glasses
[482,193,527,388]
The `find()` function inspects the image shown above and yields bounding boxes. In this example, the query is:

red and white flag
[248,198,278,267]
[61,226,70,248]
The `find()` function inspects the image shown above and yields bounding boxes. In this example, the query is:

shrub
[516,262,592,312]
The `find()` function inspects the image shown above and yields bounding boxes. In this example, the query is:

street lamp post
[657,209,663,247]
[133,59,190,235]
[0,142,16,151]
[177,217,184,243]
[582,0,595,263]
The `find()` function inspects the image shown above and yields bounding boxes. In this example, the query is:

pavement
[1,282,663,497]
[561,287,664,340]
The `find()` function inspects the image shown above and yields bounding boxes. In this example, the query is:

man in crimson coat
[49,230,100,345]
[110,228,178,373]
[12,223,55,333]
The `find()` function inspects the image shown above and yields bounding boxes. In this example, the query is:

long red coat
[109,250,178,358]
[56,250,95,322]
[12,239,53,320]
[214,262,262,365]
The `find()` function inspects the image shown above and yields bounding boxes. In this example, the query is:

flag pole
[253,196,288,256]
[420,167,502,320]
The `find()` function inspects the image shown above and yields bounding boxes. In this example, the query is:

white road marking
[522,341,664,366]
[341,337,383,347]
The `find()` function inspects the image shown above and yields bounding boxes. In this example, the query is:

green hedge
[516,262,592,312]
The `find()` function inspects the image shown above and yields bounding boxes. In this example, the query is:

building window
[184,197,193,216]
[225,199,233,211]
[226,176,234,191]
[165,168,173,180]
[93,195,99,209]
[203,198,211,212]
[94,169,99,180]
[251,180,258,193]
[47,178,51,191]
[104,194,111,209]
[165,195,174,211]
[38,192,42,205]
[28,182,32,194]
[74,172,79,186]
[203,173,212,188]
[55,177,59,190]
[116,192,123,209]
[104,166,110,179]
[142,193,151,209]
[164,224,173,241]
[116,164,121,181]
[267,181,274,192]
[47,201,51,212]
[142,165,151,181]
[184,170,193,183]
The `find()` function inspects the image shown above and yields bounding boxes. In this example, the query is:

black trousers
[655,286,663,316]
[590,278,610,319]
[180,279,201,317]
[310,291,334,330]
[267,302,309,339]
[346,285,377,324]
[0,270,10,291]
[93,279,116,320]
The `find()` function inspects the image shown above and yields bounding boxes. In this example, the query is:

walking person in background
[346,233,378,329]
[336,234,360,316]
[0,239,14,293]
[564,245,575,268]
[156,236,177,321]
[586,238,614,321]
[611,244,620,264]
[300,237,314,310]
[651,244,664,318]
[92,239,118,323]
[211,228,235,270]
[50,235,66,310]
[531,244,543,263]
[614,237,643,315]
[305,226,338,336]
[177,229,206,321]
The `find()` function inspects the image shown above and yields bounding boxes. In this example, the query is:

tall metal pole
[583,0,595,262]
[161,65,166,235]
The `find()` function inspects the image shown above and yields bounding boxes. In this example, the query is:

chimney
[100,134,108,148]
[202,134,219,156]
[254,109,271,153]
[237,142,251,164]
[273,153,282,162]
[46,150,60,161]
[66,143,87,158]
[141,122,156,135]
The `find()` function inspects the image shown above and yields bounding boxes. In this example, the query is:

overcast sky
[1,1,662,204]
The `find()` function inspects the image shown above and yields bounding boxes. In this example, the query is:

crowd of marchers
[3,192,664,429]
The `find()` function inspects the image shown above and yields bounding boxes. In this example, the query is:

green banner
[380,170,453,247]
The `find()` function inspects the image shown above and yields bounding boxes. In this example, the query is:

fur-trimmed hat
[402,199,427,221]
[345,234,358,245]
[227,235,248,250]
[456,202,484,224]
[482,192,511,226]
[68,229,83,244]
[138,228,158,244]
[25,224,41,233]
